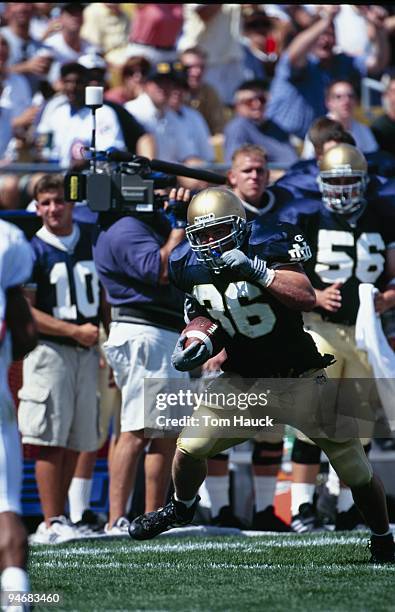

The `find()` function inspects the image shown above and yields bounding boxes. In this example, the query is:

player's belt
[111,305,183,333]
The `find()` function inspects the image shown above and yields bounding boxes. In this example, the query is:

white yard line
[31,534,383,556]
[31,560,395,571]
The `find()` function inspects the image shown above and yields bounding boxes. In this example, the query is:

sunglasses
[238,94,266,106]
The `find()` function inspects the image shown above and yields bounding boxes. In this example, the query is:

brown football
[182,316,222,356]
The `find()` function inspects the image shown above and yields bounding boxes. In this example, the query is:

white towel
[355,283,395,430]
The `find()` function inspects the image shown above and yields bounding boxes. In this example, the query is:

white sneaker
[30,515,79,544]
[104,516,130,536]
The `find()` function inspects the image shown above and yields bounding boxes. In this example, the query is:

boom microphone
[105,149,227,185]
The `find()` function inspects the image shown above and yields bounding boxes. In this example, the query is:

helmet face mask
[186,215,246,271]
[185,188,247,272]
[317,144,368,214]
[317,170,368,214]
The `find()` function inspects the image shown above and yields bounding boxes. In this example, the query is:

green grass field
[29,531,395,612]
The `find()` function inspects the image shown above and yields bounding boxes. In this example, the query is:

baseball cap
[147,61,187,85]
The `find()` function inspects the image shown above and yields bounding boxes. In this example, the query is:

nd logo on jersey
[192,281,276,339]
[288,235,312,262]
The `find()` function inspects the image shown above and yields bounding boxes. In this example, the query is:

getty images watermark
[154,388,274,429]
[143,378,284,437]
[143,376,395,439]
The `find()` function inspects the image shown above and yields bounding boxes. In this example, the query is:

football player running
[278,144,395,537]
[200,145,293,532]
[129,186,395,562]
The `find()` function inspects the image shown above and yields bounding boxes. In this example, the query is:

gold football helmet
[317,144,368,214]
[186,187,247,271]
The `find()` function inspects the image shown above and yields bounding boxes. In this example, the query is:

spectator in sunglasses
[224,79,298,167]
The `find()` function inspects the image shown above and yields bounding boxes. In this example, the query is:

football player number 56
[50,261,99,319]
[193,282,276,339]
[315,230,385,284]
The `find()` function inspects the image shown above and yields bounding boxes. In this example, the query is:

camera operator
[92,186,190,534]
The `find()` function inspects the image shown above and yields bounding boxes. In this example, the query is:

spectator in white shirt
[29,3,62,42]
[36,62,125,169]
[0,2,52,93]
[167,76,214,163]
[125,63,197,163]
[45,3,99,87]
[0,32,40,209]
[302,79,378,159]
[177,4,244,105]
[0,33,33,132]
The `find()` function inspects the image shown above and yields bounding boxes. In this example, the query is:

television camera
[64,86,226,214]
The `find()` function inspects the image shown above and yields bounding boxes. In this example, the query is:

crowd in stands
[2,3,395,542]
[1,3,395,210]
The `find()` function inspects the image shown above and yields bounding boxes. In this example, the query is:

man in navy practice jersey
[129,186,395,563]
[18,174,101,544]
[93,187,190,535]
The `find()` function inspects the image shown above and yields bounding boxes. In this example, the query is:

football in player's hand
[183,316,223,357]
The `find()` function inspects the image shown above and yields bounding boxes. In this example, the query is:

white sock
[337,488,354,513]
[204,475,229,516]
[68,477,93,523]
[174,493,197,508]
[198,481,211,508]
[326,464,340,496]
[1,566,30,593]
[291,483,315,516]
[253,475,277,512]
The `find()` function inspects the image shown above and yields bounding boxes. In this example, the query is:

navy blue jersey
[242,186,292,222]
[92,213,184,321]
[169,219,329,377]
[277,197,395,325]
[30,222,100,342]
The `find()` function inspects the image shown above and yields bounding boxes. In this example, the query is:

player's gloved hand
[165,187,190,229]
[171,335,211,371]
[220,249,275,286]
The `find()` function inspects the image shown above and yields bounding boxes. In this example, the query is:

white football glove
[220,249,275,286]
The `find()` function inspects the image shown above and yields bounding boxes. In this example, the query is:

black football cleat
[335,504,365,531]
[252,505,293,532]
[291,502,325,534]
[211,505,246,529]
[128,495,200,540]
[368,533,395,563]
